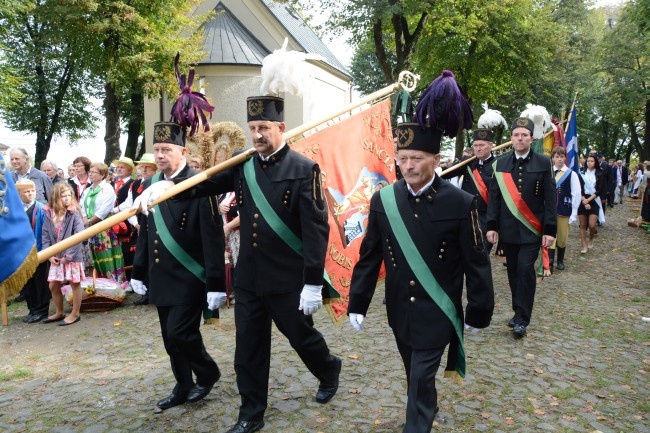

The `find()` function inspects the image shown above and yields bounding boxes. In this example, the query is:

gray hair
[9,147,30,159]
[41,160,58,170]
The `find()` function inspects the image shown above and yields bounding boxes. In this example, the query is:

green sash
[151,173,206,283]
[379,185,465,377]
[242,159,338,299]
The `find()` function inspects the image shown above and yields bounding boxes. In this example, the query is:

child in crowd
[15,179,50,323]
[42,183,86,326]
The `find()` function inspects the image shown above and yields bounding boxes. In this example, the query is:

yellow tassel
[443,370,465,384]
[0,246,38,304]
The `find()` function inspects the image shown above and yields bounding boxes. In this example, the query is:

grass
[0,366,31,381]
[553,386,580,400]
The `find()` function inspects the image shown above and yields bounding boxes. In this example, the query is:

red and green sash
[467,167,489,204]
[494,171,542,237]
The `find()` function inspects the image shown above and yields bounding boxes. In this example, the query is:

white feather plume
[477,102,507,130]
[259,37,324,97]
[520,104,552,139]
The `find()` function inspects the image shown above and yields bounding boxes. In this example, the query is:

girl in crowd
[578,154,605,254]
[81,162,125,283]
[42,183,85,325]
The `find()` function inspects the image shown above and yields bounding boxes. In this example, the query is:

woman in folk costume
[80,162,125,283]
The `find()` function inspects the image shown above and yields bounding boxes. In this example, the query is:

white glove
[298,284,323,315]
[207,292,227,310]
[569,211,577,225]
[349,313,365,331]
[130,279,147,295]
[132,180,174,215]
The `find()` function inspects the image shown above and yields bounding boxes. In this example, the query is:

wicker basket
[71,269,125,313]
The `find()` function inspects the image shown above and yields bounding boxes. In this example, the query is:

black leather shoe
[316,356,342,404]
[187,372,220,403]
[556,262,565,270]
[25,313,47,324]
[225,420,264,433]
[13,293,26,303]
[507,318,515,328]
[133,295,149,306]
[513,323,527,337]
[156,393,187,410]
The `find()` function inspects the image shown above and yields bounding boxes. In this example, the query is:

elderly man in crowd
[41,160,64,184]
[10,147,52,204]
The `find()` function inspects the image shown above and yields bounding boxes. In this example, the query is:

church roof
[199,1,350,78]
[262,0,350,77]
[200,3,270,66]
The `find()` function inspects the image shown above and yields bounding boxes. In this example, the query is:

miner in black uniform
[442,128,496,250]
[486,117,556,337]
[348,122,495,433]
[136,95,341,433]
[130,119,226,411]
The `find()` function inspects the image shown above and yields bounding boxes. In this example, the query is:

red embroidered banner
[291,100,395,323]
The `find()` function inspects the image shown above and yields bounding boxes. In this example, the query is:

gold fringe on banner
[0,245,38,304]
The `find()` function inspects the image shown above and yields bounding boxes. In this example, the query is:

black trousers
[395,335,444,433]
[24,261,50,316]
[157,303,219,395]
[234,288,338,421]
[502,242,540,325]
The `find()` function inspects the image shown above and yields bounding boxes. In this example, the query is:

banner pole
[563,91,579,141]
[37,72,420,263]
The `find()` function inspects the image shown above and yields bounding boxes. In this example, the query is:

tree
[0,0,99,166]
[64,0,210,163]
[598,0,648,161]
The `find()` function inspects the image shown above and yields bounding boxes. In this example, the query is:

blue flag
[0,153,38,303]
[565,104,579,173]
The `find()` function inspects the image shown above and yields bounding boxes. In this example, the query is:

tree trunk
[124,89,144,160]
[103,81,121,164]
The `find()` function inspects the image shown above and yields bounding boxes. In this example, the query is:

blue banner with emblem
[0,153,38,304]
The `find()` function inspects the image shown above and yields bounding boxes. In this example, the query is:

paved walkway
[1,199,648,433]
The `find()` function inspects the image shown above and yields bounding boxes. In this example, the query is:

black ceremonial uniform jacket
[182,144,329,295]
[486,150,557,245]
[442,155,495,230]
[131,165,225,306]
[348,176,494,350]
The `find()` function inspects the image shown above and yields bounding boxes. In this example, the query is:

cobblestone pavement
[1,200,648,433]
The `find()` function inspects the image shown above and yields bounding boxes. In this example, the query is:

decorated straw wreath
[186,121,247,168]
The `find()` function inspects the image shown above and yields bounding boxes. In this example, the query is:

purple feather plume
[169,53,215,137]
[414,70,473,138]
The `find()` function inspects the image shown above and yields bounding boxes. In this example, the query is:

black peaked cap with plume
[395,70,473,154]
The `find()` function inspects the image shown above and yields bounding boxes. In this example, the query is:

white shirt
[555,164,582,214]
[259,144,286,161]
[81,180,116,220]
[406,175,436,196]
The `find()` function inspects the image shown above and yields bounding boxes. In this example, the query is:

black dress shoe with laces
[513,323,527,337]
[225,420,264,433]
[156,393,187,410]
[316,356,342,404]
[507,318,515,328]
[187,372,220,403]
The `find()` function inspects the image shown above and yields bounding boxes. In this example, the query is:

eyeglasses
[88,170,100,174]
